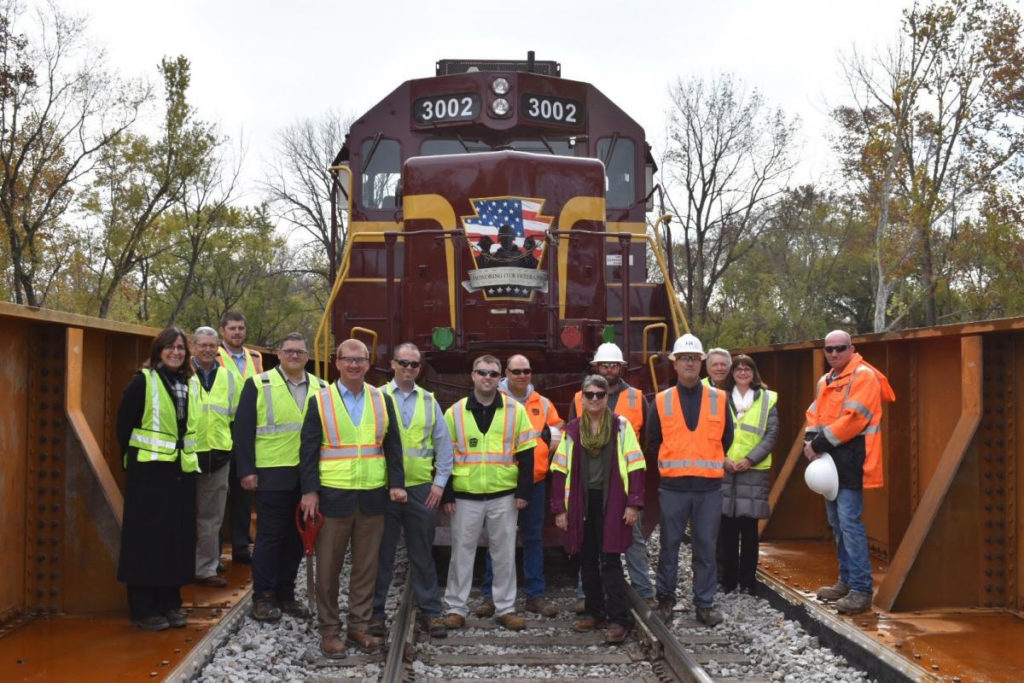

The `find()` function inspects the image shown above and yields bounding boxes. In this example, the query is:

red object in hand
[295,505,324,557]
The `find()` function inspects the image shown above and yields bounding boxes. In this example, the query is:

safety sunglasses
[582,391,607,400]
[395,359,421,368]
[474,369,501,378]
[823,345,849,354]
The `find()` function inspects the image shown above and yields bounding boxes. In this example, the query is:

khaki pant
[315,509,384,636]
[194,463,230,578]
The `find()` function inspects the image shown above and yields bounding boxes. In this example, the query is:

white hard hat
[668,333,705,359]
[591,342,625,364]
[804,453,839,501]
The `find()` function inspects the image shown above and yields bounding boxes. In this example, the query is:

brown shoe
[279,599,310,619]
[443,613,465,629]
[524,596,558,617]
[573,597,586,614]
[474,597,495,617]
[367,618,386,637]
[573,615,606,632]
[422,616,448,638]
[495,612,525,631]
[320,633,347,659]
[195,575,228,588]
[816,581,850,602]
[605,623,629,644]
[251,600,282,622]
[346,629,382,653]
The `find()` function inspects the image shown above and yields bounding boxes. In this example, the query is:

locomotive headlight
[491,77,510,95]
[491,97,510,116]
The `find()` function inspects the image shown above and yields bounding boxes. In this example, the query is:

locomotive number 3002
[521,95,583,126]
[413,94,481,124]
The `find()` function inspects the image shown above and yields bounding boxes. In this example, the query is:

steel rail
[380,574,415,683]
[626,585,713,683]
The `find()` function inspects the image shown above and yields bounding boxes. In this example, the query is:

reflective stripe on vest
[189,368,237,452]
[384,383,436,486]
[254,370,324,468]
[316,383,389,490]
[128,369,199,473]
[656,384,726,478]
[728,389,776,470]
[218,346,261,380]
[447,394,527,494]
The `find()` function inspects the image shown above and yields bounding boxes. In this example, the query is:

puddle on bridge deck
[0,555,251,682]
[760,540,1024,682]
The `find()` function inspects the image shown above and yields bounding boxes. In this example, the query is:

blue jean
[624,509,654,598]
[656,487,721,609]
[824,487,873,594]
[482,480,546,599]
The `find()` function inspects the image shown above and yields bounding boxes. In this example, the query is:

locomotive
[317,55,687,531]
[318,54,684,402]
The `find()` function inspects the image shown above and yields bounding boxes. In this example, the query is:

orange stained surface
[0,559,251,682]
[760,541,1024,682]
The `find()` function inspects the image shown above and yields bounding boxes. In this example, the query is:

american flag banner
[462,196,551,264]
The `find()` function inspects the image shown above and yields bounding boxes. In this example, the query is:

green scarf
[580,408,612,457]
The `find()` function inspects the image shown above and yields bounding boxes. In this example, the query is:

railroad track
[376,579,762,682]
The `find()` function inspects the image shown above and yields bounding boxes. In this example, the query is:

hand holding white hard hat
[804,453,839,501]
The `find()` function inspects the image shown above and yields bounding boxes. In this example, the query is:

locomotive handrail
[647,353,662,394]
[648,213,689,337]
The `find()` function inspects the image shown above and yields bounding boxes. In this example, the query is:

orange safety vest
[574,384,644,436]
[655,384,727,478]
[805,353,895,489]
[502,387,563,483]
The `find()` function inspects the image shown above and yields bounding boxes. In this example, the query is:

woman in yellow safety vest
[116,326,200,631]
[719,354,778,595]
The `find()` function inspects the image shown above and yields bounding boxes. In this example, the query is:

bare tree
[0,0,148,306]
[261,109,350,282]
[662,73,798,329]
[837,0,1024,329]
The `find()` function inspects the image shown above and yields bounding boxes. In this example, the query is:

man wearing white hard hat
[648,333,734,627]
[803,330,895,615]
[566,342,656,609]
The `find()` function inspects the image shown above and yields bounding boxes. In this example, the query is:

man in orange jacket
[803,330,895,615]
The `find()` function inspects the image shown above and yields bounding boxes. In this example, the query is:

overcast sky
[57,0,917,202]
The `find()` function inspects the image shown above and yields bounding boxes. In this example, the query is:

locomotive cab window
[360,138,401,209]
[421,139,492,155]
[597,137,635,208]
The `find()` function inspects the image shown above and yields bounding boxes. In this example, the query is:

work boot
[279,600,310,619]
[132,615,170,631]
[474,597,495,617]
[443,613,466,629]
[604,623,629,644]
[164,608,188,628]
[367,618,386,637]
[696,606,723,627]
[572,598,586,614]
[346,629,382,653]
[524,596,558,617]
[573,615,606,632]
[655,595,674,621]
[252,600,282,622]
[835,590,873,615]
[422,616,448,638]
[319,633,347,659]
[815,580,850,602]
[495,612,526,631]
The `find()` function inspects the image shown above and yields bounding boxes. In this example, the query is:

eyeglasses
[395,359,421,368]
[508,368,532,376]
[734,366,753,373]
[474,369,501,378]
[582,390,607,400]
[824,345,849,354]
[339,356,369,365]
[675,355,702,363]
[280,349,308,357]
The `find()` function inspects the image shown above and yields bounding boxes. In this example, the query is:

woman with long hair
[116,326,200,630]
[720,354,778,594]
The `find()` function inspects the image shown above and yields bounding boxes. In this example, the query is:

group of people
[116,320,892,651]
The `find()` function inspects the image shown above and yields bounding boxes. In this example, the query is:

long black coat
[116,370,197,586]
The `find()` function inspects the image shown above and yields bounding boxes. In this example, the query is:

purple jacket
[549,414,645,554]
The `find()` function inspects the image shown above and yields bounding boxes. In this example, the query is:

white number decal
[528,97,540,118]
[461,96,473,116]
[421,100,434,121]
[565,103,577,123]
[525,96,578,123]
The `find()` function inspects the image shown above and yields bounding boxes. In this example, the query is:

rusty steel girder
[755,318,1024,612]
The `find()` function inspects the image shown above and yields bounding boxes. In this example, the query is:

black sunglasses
[395,359,421,368]
[824,345,849,354]
[474,369,500,378]
[508,368,532,375]
[582,390,607,400]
